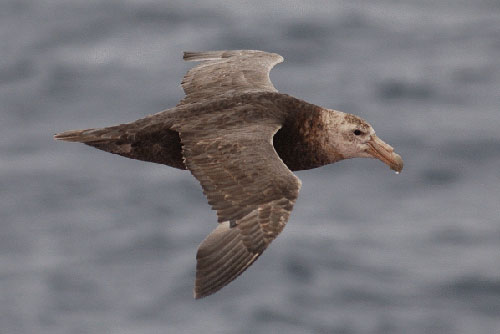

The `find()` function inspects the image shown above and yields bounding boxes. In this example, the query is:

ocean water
[1,0,500,333]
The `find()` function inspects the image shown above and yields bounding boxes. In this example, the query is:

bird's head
[325,110,403,173]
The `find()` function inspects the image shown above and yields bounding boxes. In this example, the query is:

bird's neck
[273,98,344,171]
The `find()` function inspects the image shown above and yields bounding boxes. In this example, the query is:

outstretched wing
[172,104,301,298]
[180,50,284,105]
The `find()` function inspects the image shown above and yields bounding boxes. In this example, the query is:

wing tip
[183,51,224,62]
[183,50,283,63]
[193,288,206,300]
[192,220,262,299]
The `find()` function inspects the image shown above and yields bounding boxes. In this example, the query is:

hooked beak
[366,135,404,173]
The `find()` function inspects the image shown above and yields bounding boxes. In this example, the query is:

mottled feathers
[55,50,301,298]
[54,50,403,298]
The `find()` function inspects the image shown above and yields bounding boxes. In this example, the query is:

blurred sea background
[1,0,499,333]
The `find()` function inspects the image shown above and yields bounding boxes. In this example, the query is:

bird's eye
[353,129,362,136]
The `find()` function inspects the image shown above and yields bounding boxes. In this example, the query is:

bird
[54,50,403,299]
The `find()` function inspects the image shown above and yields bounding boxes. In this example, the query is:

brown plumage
[54,50,403,299]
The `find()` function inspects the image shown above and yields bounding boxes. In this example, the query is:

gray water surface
[1,1,500,333]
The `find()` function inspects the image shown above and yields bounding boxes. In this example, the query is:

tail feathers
[53,128,116,143]
[54,129,92,142]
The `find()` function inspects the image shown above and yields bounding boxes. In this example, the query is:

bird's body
[55,50,403,298]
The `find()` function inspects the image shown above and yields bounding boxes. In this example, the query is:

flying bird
[54,50,403,299]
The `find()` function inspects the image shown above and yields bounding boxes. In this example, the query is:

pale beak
[366,135,404,173]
